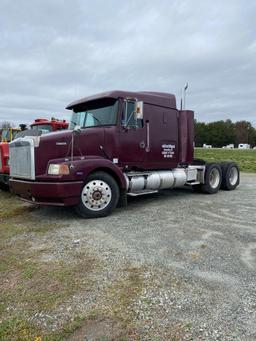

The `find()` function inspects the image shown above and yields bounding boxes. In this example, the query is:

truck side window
[122,101,143,128]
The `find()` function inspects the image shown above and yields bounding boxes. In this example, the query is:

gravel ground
[3,173,256,340]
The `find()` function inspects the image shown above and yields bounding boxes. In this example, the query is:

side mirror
[134,101,143,120]
[122,100,144,128]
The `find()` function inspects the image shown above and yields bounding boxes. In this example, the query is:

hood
[35,130,73,176]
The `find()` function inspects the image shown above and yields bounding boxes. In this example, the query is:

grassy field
[195,148,256,173]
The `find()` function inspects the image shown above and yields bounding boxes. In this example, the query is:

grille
[10,138,35,180]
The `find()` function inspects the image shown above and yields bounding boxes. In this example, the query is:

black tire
[220,162,240,190]
[75,171,120,218]
[0,182,9,191]
[201,163,222,194]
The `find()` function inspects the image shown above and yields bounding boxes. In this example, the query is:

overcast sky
[0,0,255,126]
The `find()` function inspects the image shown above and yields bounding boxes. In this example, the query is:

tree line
[195,120,256,148]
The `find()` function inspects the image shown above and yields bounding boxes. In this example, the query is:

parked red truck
[0,127,21,190]
[9,91,239,218]
[0,118,68,190]
[30,118,68,134]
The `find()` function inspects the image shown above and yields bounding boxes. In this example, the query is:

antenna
[180,83,189,110]
[183,82,189,110]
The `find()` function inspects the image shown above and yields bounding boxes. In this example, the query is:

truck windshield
[1,129,20,142]
[12,130,19,140]
[1,129,9,141]
[69,98,118,129]
[31,124,53,134]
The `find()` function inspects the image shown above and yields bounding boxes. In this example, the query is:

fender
[72,157,127,189]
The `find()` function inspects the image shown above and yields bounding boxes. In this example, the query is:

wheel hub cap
[81,180,112,211]
[229,167,238,186]
[92,190,102,200]
[209,168,220,189]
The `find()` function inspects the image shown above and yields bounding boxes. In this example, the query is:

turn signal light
[48,163,70,175]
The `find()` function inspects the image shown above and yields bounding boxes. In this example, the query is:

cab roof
[66,90,176,110]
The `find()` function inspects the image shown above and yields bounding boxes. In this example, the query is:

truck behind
[0,118,68,190]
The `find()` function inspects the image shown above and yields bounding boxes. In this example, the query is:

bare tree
[0,121,14,129]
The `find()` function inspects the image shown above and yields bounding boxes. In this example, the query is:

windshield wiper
[86,112,102,126]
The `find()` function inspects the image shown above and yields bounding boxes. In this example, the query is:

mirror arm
[124,111,136,127]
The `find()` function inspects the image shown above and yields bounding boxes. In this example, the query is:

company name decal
[161,144,175,158]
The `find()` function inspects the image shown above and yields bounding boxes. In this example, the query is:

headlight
[48,163,70,175]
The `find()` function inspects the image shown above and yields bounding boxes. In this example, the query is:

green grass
[195,148,256,173]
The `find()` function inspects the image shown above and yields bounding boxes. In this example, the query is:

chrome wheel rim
[81,180,112,211]
[229,167,238,186]
[209,168,220,189]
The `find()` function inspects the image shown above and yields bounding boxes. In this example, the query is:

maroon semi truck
[9,90,239,218]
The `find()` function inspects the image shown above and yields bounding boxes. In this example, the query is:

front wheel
[75,171,120,218]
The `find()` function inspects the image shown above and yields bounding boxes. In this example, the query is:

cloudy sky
[0,0,255,126]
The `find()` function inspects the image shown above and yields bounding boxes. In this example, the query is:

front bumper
[9,179,83,206]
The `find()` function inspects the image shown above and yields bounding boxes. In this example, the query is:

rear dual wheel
[193,163,222,194]
[200,163,222,194]
[220,162,240,190]
[75,171,120,218]
[193,162,240,194]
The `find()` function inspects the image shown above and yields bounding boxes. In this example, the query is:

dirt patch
[68,317,124,341]
[0,270,21,291]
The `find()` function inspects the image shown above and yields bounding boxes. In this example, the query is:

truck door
[144,105,179,169]
[118,100,146,168]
